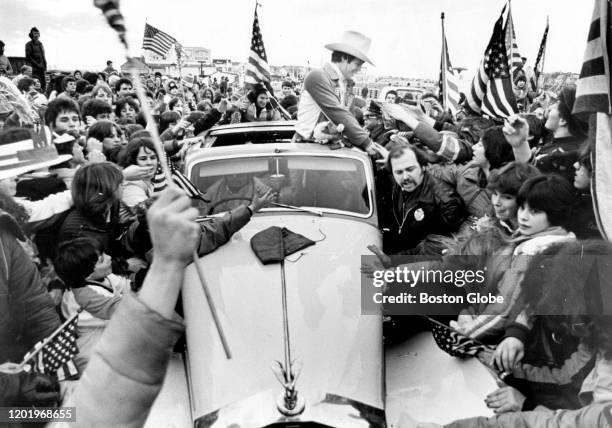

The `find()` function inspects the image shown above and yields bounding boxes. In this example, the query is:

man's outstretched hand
[147,185,200,267]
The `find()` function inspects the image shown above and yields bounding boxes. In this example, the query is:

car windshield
[192,155,371,216]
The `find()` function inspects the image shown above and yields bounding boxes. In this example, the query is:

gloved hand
[16,371,60,406]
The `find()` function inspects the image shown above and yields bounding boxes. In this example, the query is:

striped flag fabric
[439,13,460,116]
[427,317,492,358]
[464,6,518,119]
[574,0,612,114]
[93,0,128,49]
[504,3,523,76]
[244,6,272,89]
[22,312,80,381]
[573,0,612,240]
[530,19,549,92]
[142,23,177,58]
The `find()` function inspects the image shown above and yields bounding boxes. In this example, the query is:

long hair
[71,162,123,220]
[118,137,158,168]
[520,240,612,358]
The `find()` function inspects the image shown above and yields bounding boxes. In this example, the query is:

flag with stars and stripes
[574,0,612,115]
[426,316,492,358]
[22,312,80,381]
[93,0,128,49]
[142,23,177,58]
[504,2,523,77]
[531,19,549,92]
[439,13,460,117]
[464,5,518,119]
[573,0,612,241]
[244,6,272,89]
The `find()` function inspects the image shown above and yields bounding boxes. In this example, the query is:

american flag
[22,312,80,381]
[573,0,612,240]
[530,19,549,92]
[244,6,272,89]
[464,5,518,119]
[574,0,612,114]
[504,3,523,76]
[93,0,128,49]
[152,156,210,202]
[142,23,177,58]
[426,316,492,358]
[439,13,460,116]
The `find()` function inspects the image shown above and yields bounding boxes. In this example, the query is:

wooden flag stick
[127,57,232,360]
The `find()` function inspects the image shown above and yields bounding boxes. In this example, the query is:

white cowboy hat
[0,127,72,181]
[325,30,374,66]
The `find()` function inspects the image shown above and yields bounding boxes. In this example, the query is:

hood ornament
[271,359,305,416]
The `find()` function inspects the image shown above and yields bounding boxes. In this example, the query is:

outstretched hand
[250,188,276,213]
[147,185,200,267]
[502,115,529,148]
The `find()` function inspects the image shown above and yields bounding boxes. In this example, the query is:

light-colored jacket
[296,62,372,151]
[54,293,184,428]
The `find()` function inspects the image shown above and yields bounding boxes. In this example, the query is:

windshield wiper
[270,202,323,217]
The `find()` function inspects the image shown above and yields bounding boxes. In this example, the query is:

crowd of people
[0,25,609,427]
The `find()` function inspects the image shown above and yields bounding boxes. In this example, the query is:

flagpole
[440,12,449,111]
[17,310,82,371]
[132,33,233,361]
[540,16,548,91]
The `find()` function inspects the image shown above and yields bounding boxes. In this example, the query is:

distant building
[143,45,211,77]
[119,57,150,75]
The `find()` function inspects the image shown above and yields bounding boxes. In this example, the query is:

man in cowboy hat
[295,30,383,156]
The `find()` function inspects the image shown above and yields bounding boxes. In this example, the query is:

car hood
[182,213,383,421]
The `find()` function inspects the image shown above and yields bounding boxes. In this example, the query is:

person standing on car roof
[294,30,384,157]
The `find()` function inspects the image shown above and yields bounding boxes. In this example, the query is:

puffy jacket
[384,171,466,254]
[445,401,612,428]
[0,222,60,365]
[426,163,493,218]
[52,293,184,427]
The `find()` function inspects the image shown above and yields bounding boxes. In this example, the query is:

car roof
[185,142,372,165]
[206,120,296,136]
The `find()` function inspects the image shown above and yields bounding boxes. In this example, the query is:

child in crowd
[445,240,612,427]
[54,237,129,371]
[452,174,577,342]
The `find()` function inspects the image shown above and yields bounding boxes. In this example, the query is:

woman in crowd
[242,85,280,122]
[118,137,158,209]
[91,83,113,106]
[87,119,126,163]
[57,162,148,272]
[446,240,612,427]
[534,84,588,184]
[114,96,139,125]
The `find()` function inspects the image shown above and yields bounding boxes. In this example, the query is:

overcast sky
[1,0,592,79]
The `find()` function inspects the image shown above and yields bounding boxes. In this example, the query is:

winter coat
[53,293,184,428]
[452,227,576,343]
[0,224,60,365]
[426,163,493,219]
[384,171,466,254]
[445,401,612,428]
[24,40,46,70]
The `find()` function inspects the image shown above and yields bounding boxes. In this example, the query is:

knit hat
[282,80,294,88]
